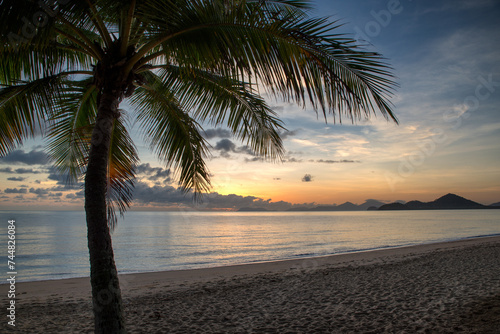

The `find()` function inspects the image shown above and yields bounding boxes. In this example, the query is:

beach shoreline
[3,235,500,333]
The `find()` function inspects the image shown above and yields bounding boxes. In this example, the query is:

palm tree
[0,0,397,332]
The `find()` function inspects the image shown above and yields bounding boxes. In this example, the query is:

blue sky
[1,0,499,210]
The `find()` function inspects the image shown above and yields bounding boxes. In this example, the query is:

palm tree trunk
[85,90,126,333]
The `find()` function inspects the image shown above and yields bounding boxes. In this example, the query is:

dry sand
[2,236,500,333]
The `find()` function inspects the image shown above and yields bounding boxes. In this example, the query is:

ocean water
[1,210,499,282]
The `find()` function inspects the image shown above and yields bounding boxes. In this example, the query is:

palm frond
[46,77,97,182]
[129,0,397,123]
[0,74,70,156]
[129,79,211,195]
[154,65,286,160]
[106,117,138,229]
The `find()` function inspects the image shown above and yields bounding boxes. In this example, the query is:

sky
[1,0,499,211]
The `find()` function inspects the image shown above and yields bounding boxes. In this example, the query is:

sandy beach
[2,236,500,333]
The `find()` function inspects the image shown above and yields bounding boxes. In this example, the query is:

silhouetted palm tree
[0,1,397,332]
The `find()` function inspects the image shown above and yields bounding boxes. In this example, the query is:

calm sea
[1,210,499,282]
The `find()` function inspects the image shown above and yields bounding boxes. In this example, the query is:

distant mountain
[287,199,387,212]
[358,199,386,211]
[309,201,359,211]
[379,194,497,210]
[377,202,408,210]
[237,195,497,212]
[237,207,270,212]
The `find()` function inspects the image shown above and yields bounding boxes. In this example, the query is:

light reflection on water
[1,210,499,282]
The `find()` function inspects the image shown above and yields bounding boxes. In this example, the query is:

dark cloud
[7,177,26,182]
[131,181,316,211]
[15,168,43,174]
[236,146,255,155]
[132,182,189,205]
[4,188,28,194]
[215,139,236,152]
[66,190,84,200]
[214,139,256,159]
[202,195,315,211]
[203,128,232,139]
[244,157,264,163]
[202,192,262,210]
[0,149,49,165]
[25,187,65,198]
[273,178,281,180]
[132,182,266,210]
[302,174,314,182]
[0,167,42,174]
[29,188,50,196]
[136,163,172,182]
[46,167,82,189]
[279,129,299,140]
[47,185,83,192]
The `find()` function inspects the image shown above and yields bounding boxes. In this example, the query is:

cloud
[131,181,308,211]
[246,153,305,163]
[235,146,255,155]
[132,182,189,205]
[136,163,172,182]
[7,177,27,182]
[244,157,264,163]
[203,128,232,139]
[215,139,236,152]
[279,129,300,139]
[284,157,303,163]
[29,188,50,196]
[214,139,256,158]
[302,174,314,182]
[0,149,49,165]
[316,159,360,164]
[0,167,43,174]
[66,190,84,199]
[15,168,43,174]
[46,167,82,189]
[4,188,28,194]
